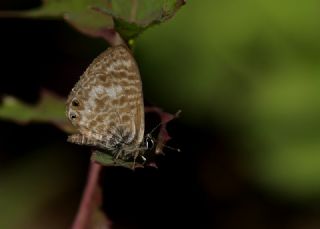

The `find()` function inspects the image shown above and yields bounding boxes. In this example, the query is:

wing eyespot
[69,112,78,120]
[72,99,80,107]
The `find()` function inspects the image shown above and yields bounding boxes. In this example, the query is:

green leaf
[91,150,144,169]
[63,7,114,40]
[0,0,114,41]
[91,151,115,166]
[0,0,185,41]
[0,90,73,133]
[100,0,185,25]
[94,0,186,40]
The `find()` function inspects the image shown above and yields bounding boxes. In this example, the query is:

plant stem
[72,162,109,229]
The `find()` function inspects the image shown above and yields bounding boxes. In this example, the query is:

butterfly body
[66,45,145,162]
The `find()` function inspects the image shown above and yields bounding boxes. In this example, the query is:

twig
[71,162,109,229]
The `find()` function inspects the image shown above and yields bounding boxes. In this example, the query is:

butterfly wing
[66,46,144,150]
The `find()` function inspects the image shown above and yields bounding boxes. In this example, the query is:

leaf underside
[0,90,74,133]
[0,0,185,41]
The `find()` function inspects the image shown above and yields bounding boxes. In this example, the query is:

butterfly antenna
[148,110,182,136]
[148,122,163,136]
[160,143,181,152]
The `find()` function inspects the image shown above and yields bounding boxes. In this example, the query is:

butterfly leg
[113,149,121,160]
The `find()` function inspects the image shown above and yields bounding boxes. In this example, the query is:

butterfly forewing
[66,45,144,160]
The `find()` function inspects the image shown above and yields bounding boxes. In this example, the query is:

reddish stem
[71,162,106,229]
[145,107,181,154]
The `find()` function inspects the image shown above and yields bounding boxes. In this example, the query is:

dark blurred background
[1,0,320,228]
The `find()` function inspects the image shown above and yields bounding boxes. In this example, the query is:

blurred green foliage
[135,0,320,199]
[0,145,82,228]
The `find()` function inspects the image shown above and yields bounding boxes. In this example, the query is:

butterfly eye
[145,135,154,150]
[69,112,78,120]
[72,99,80,107]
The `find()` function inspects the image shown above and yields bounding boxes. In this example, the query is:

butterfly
[66,45,147,166]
